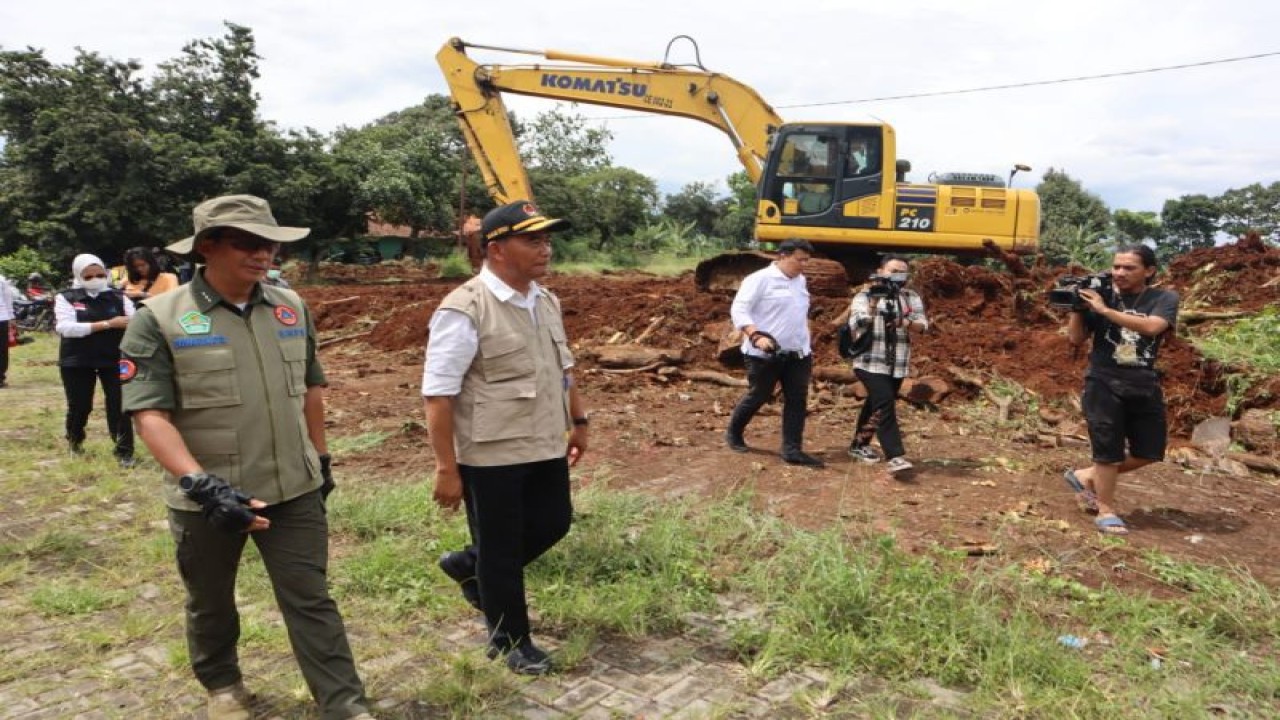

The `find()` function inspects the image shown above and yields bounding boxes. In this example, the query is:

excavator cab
[759,123,885,232]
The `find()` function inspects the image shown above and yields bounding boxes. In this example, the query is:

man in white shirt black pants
[725,239,824,467]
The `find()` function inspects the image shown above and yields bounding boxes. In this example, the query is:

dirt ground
[300,238,1280,594]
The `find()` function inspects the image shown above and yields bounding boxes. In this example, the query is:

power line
[781,50,1280,108]
[583,49,1280,120]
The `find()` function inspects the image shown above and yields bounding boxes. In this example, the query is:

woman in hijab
[54,253,136,466]
[121,246,179,302]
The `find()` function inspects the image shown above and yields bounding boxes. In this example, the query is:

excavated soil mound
[299,241,1280,591]
[302,239,1280,435]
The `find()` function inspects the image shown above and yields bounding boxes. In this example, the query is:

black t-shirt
[1085,286,1179,377]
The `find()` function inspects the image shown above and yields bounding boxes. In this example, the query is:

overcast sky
[4,0,1278,213]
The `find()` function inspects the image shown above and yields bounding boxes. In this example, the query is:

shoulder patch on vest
[274,305,299,326]
[118,358,137,383]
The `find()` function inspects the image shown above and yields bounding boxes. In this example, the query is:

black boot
[725,404,754,453]
[723,430,748,453]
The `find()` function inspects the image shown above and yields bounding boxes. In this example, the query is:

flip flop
[1095,514,1129,535]
[1063,469,1099,514]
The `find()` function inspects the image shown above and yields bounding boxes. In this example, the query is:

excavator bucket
[693,251,850,297]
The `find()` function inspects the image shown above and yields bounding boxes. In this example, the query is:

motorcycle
[14,296,54,332]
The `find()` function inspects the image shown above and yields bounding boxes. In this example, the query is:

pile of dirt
[302,239,1280,435]
[1167,231,1280,313]
[301,242,1280,590]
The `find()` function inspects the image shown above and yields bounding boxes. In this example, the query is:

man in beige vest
[120,195,373,719]
[423,200,589,675]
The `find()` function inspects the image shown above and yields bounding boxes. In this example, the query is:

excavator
[437,37,1040,294]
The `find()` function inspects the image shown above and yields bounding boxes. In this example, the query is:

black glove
[319,453,335,500]
[179,473,257,532]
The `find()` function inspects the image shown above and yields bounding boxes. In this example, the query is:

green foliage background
[2,24,1276,274]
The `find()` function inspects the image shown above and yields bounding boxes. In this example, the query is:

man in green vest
[120,195,373,720]
[424,200,589,675]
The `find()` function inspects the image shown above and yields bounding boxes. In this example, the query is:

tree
[569,167,658,250]
[711,170,757,247]
[1217,182,1280,243]
[662,181,721,237]
[0,24,327,265]
[1054,225,1112,271]
[333,95,492,250]
[1037,169,1111,233]
[0,47,156,261]
[1159,194,1220,262]
[518,106,612,175]
[1112,209,1162,245]
[149,24,294,217]
[1035,169,1111,265]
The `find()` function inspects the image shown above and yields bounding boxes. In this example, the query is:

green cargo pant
[169,490,369,720]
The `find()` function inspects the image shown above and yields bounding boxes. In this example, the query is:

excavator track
[694,251,851,297]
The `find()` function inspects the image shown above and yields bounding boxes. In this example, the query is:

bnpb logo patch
[119,358,137,383]
[274,305,299,326]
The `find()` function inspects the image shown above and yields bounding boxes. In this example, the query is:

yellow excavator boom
[437,37,783,203]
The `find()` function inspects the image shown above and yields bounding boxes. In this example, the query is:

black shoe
[487,642,552,675]
[68,441,83,456]
[782,452,825,468]
[724,431,748,453]
[437,551,482,611]
[117,455,137,469]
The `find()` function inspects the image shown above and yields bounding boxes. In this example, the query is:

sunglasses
[81,273,108,280]
[223,236,280,253]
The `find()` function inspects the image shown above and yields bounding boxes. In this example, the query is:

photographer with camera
[845,256,928,474]
[1062,245,1179,535]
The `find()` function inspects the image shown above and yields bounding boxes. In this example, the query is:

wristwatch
[572,416,590,427]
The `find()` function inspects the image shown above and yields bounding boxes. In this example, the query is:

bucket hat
[167,195,309,256]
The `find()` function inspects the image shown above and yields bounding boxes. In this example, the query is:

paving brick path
[0,607,842,719]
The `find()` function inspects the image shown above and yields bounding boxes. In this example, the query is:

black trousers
[170,491,369,719]
[0,320,8,384]
[459,457,572,649]
[727,354,813,454]
[853,369,906,460]
[60,365,133,457]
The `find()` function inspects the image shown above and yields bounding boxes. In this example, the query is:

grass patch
[532,484,722,637]
[554,252,699,277]
[329,430,392,455]
[436,250,472,279]
[31,581,125,616]
[1,332,1278,717]
[1194,306,1280,413]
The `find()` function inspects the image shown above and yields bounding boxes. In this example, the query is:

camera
[867,272,907,299]
[1047,272,1112,310]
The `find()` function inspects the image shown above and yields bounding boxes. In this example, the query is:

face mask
[266,269,282,280]
[82,277,109,293]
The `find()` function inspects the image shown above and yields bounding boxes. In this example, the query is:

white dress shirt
[730,262,812,358]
